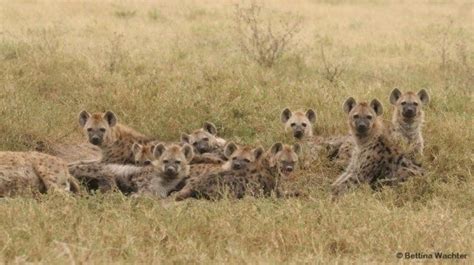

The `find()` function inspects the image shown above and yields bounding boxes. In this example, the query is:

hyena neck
[392,113,423,140]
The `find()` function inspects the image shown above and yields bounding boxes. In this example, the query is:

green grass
[0,0,473,263]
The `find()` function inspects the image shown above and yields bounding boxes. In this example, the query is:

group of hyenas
[0,88,429,200]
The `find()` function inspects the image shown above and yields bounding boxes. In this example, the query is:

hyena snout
[402,105,417,118]
[293,127,305,139]
[281,161,295,174]
[90,135,102,145]
[164,165,178,176]
[355,120,370,134]
[195,142,210,153]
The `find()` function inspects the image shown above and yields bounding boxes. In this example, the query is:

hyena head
[343,97,383,138]
[132,142,158,166]
[79,110,117,146]
[281,108,316,140]
[153,143,194,179]
[222,142,264,172]
[268,143,301,178]
[181,122,220,154]
[390,88,429,122]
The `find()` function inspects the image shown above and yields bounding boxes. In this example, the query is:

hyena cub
[129,143,193,198]
[0,152,80,197]
[79,110,152,165]
[181,121,227,164]
[389,88,429,156]
[331,98,423,195]
[131,141,160,166]
[188,142,257,179]
[175,143,301,201]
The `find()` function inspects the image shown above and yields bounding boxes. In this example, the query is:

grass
[0,0,473,263]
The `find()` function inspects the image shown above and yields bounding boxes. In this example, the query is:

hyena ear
[293,143,302,155]
[181,144,194,162]
[224,142,238,158]
[280,108,292,123]
[153,144,166,159]
[270,143,283,155]
[181,133,191,144]
[370,99,384,116]
[253,146,264,160]
[79,110,90,128]
[389,88,402,105]
[417,89,430,105]
[203,122,217,135]
[131,143,142,155]
[343,97,357,114]
[104,111,117,127]
[306,109,316,124]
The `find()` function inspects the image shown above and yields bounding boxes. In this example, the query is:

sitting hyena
[280,107,350,167]
[181,121,227,164]
[389,88,430,156]
[188,142,261,179]
[175,142,301,201]
[331,97,423,196]
[79,110,153,165]
[0,152,80,197]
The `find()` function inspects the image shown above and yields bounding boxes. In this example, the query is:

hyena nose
[403,108,416,117]
[91,137,101,145]
[143,160,152,166]
[357,124,368,132]
[232,163,242,170]
[294,131,304,139]
[165,167,177,175]
[285,166,294,172]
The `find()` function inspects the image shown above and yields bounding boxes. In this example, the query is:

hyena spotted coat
[389,88,430,156]
[79,110,153,165]
[0,152,80,197]
[181,121,227,164]
[331,98,423,196]
[175,143,301,201]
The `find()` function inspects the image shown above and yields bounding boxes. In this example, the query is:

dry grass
[0,0,473,263]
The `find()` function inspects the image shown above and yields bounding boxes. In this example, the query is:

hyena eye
[353,115,359,119]
[175,161,181,164]
[243,159,250,163]
[163,160,169,163]
[367,115,372,120]
[302,123,307,127]
[99,128,106,132]
[193,142,198,146]
[87,128,93,132]
[413,102,418,106]
[401,102,407,105]
[203,138,209,142]
[290,123,296,127]
[232,157,237,160]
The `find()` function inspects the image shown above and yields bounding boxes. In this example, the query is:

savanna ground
[0,0,473,263]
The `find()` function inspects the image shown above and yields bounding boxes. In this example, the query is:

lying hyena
[175,142,301,201]
[69,144,193,198]
[389,88,430,156]
[79,110,153,165]
[188,142,262,179]
[131,141,161,166]
[331,97,423,196]
[181,121,227,164]
[0,152,80,197]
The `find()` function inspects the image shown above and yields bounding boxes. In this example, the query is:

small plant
[234,2,302,67]
[148,8,165,22]
[114,9,136,19]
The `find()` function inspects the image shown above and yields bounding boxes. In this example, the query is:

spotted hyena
[79,110,153,164]
[188,141,261,179]
[331,97,423,195]
[131,141,161,166]
[175,142,301,201]
[389,88,429,156]
[0,152,80,197]
[181,121,227,164]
